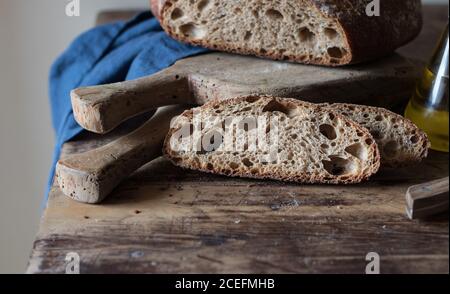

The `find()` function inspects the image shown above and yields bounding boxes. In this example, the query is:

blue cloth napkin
[47,12,209,202]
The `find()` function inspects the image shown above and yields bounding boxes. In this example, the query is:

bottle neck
[429,24,449,78]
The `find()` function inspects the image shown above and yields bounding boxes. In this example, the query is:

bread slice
[163,96,380,184]
[323,103,430,167]
[150,0,422,66]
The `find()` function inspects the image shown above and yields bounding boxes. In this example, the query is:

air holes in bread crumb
[179,23,206,39]
[410,135,419,144]
[375,115,383,121]
[266,9,284,20]
[171,8,184,20]
[324,28,338,40]
[262,99,299,118]
[244,31,252,41]
[345,143,367,161]
[197,0,210,12]
[245,96,260,103]
[322,156,356,176]
[242,158,253,167]
[327,47,344,59]
[298,27,315,42]
[319,124,337,140]
[229,162,239,169]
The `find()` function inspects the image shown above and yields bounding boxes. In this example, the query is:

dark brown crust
[311,0,423,64]
[163,96,381,184]
[150,0,422,66]
[325,103,430,168]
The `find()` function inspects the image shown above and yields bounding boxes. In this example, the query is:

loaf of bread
[150,0,422,66]
[164,96,380,184]
[324,103,430,167]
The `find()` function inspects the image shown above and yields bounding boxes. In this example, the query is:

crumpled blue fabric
[47,12,209,202]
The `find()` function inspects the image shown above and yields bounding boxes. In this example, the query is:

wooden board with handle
[27,6,449,274]
[62,21,421,203]
[72,52,419,134]
[56,106,187,203]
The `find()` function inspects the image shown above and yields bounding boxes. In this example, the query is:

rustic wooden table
[27,6,449,274]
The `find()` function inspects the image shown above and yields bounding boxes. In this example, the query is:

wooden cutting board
[27,7,449,274]
[71,52,419,134]
[60,20,421,204]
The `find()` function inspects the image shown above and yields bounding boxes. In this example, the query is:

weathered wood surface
[27,6,449,274]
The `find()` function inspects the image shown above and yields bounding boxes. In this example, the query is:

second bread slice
[164,96,380,184]
[324,103,430,167]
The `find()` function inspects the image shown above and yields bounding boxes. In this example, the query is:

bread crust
[150,0,422,66]
[163,96,381,184]
[310,0,423,64]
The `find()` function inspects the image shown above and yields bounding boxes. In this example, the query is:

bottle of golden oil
[405,23,449,152]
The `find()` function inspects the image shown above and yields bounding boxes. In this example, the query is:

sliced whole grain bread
[163,96,380,184]
[323,103,430,167]
[150,0,422,66]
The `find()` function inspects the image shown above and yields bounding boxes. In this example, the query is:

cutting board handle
[56,105,186,203]
[71,68,191,134]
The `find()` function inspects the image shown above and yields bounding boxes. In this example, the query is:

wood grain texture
[26,5,449,274]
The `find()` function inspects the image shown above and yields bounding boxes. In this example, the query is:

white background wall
[0,0,447,273]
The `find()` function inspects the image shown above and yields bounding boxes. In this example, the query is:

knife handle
[71,69,191,134]
[56,105,186,204]
[406,177,449,219]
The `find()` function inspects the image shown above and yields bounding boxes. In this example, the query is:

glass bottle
[405,23,449,152]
